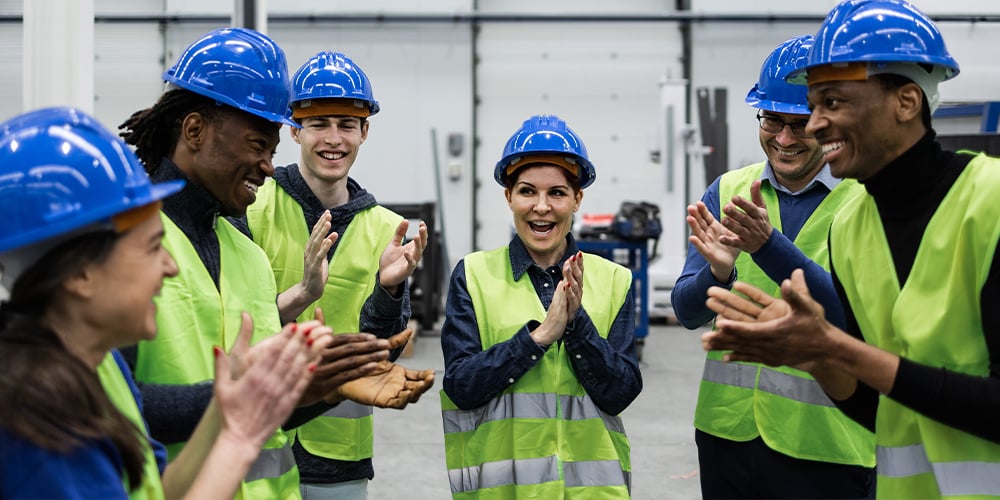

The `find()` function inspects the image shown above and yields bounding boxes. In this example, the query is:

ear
[573,189,584,213]
[894,83,923,124]
[180,112,207,151]
[62,266,97,300]
[290,124,302,144]
[360,120,370,144]
[504,187,513,206]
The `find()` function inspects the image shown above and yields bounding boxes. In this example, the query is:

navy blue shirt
[441,234,642,416]
[671,163,846,330]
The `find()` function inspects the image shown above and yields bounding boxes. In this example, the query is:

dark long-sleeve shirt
[441,234,642,416]
[830,131,1000,443]
[672,163,846,330]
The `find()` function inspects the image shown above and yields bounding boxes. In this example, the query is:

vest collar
[153,158,221,233]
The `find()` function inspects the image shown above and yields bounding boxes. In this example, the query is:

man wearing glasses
[671,35,873,498]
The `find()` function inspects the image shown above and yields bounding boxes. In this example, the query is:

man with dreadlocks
[118,28,435,499]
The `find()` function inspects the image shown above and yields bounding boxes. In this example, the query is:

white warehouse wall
[1,0,999,276]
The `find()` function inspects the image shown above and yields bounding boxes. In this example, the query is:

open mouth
[822,141,845,155]
[528,221,555,236]
[244,180,259,194]
[318,151,346,161]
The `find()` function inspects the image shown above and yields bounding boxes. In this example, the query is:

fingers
[706,285,763,319]
[750,179,766,209]
[386,329,414,350]
[731,281,775,307]
[392,219,410,247]
[314,307,326,326]
[232,311,254,355]
[212,345,232,389]
[781,269,818,313]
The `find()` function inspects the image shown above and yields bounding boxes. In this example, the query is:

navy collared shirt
[441,234,642,416]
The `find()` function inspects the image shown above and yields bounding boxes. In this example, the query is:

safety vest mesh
[134,214,300,499]
[693,162,875,466]
[830,153,1000,498]
[96,354,164,500]
[246,178,402,461]
[441,247,633,499]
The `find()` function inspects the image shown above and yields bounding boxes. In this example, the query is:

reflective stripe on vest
[96,353,165,500]
[246,179,400,461]
[443,392,625,436]
[702,359,836,407]
[139,215,300,499]
[878,444,1000,496]
[448,457,630,494]
[694,164,873,467]
[245,446,297,483]
[831,154,1000,497]
[441,247,633,498]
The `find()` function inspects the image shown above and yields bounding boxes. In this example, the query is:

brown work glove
[324,329,436,409]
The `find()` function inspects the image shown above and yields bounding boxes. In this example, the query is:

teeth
[776,148,800,157]
[319,152,344,161]
[244,181,258,193]
[822,141,845,154]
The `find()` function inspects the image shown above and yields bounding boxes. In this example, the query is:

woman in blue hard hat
[440,114,642,498]
[0,107,329,499]
[703,1,1000,498]
[237,50,435,500]
[117,28,401,499]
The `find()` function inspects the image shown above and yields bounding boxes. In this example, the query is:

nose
[260,157,275,178]
[163,249,179,278]
[323,127,342,147]
[533,194,551,213]
[805,112,825,137]
[773,123,801,145]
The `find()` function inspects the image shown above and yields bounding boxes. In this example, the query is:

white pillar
[233,0,268,33]
[22,0,95,113]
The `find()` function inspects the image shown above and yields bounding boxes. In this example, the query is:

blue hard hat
[291,51,380,116]
[788,0,959,85]
[163,28,296,127]
[0,107,184,254]
[745,35,814,115]
[494,115,596,189]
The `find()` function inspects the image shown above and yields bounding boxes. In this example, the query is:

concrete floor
[369,322,708,500]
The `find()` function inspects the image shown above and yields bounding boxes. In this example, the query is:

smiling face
[189,109,281,217]
[504,165,583,268]
[805,78,921,181]
[292,115,368,190]
[757,111,826,192]
[85,213,178,345]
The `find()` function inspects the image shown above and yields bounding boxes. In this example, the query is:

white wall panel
[0,24,21,120]
[475,21,683,252]
[94,23,165,133]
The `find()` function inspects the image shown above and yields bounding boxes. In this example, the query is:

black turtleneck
[152,158,225,287]
[830,131,1000,444]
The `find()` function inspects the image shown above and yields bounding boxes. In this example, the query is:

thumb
[781,269,815,312]
[750,180,766,210]
[213,345,232,387]
[314,306,326,325]
[233,311,254,353]
[387,328,414,350]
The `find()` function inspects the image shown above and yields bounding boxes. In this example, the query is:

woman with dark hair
[440,115,642,499]
[0,107,329,499]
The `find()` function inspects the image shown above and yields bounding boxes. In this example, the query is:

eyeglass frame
[756,112,812,138]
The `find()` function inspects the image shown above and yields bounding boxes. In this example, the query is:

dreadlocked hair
[119,89,223,174]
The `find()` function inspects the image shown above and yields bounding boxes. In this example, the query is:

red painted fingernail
[213,346,222,357]
[308,363,317,373]
[291,323,298,333]
[307,337,314,346]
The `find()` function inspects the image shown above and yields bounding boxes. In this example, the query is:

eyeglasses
[756,113,812,138]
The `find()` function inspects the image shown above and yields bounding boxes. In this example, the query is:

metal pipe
[1,11,997,25]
